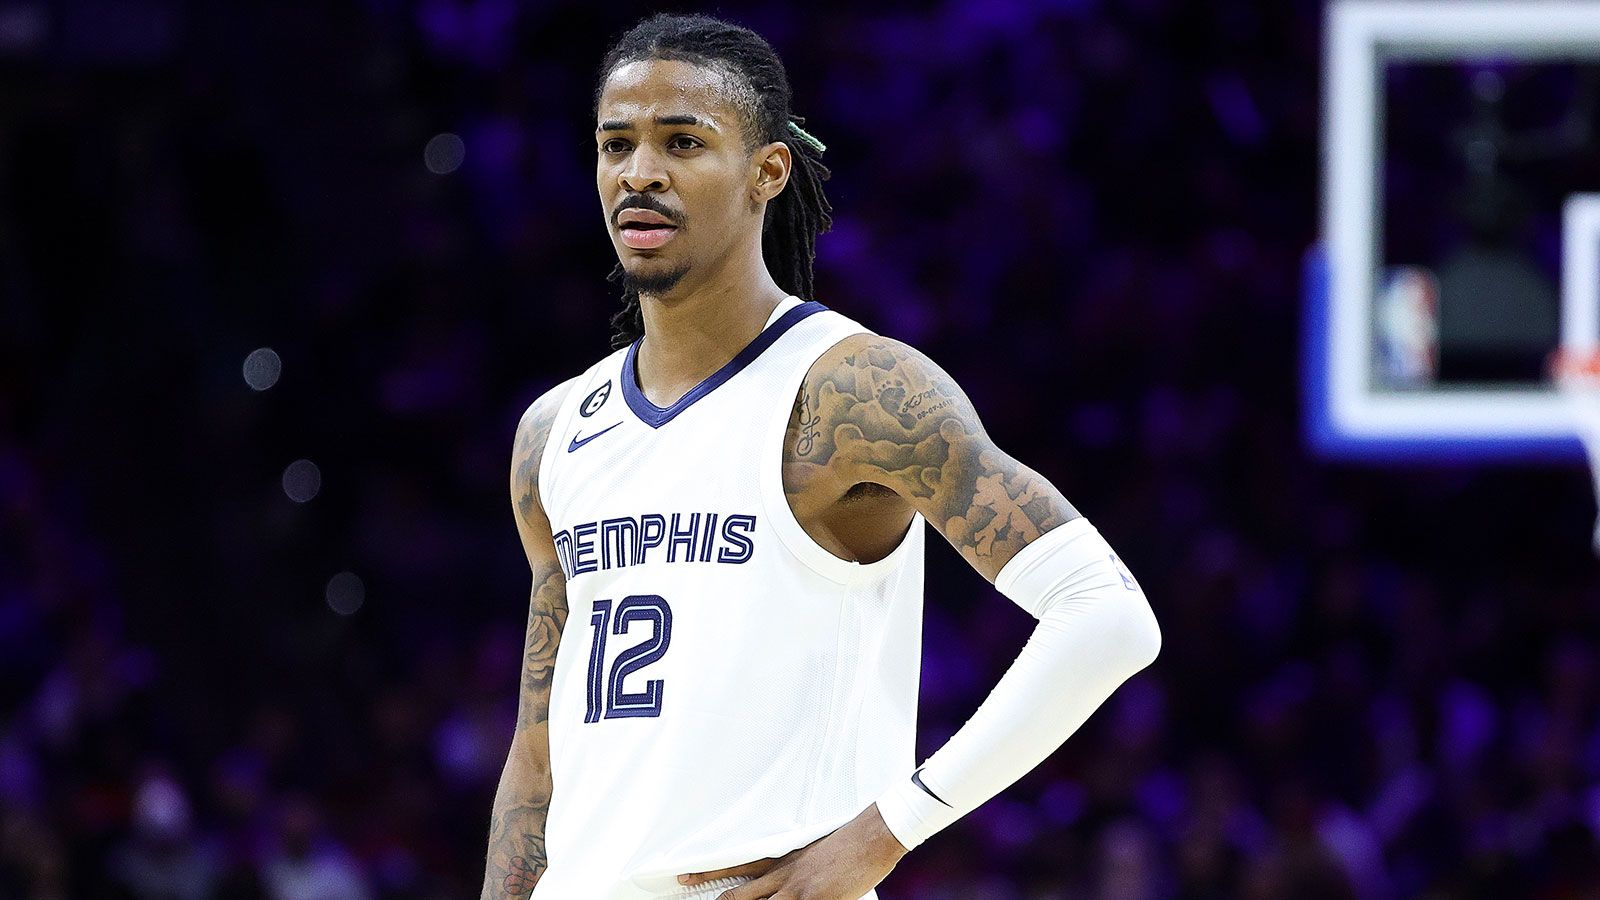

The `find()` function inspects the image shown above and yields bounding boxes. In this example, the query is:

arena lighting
[242,347,281,391]
[281,459,322,503]
[424,133,465,174]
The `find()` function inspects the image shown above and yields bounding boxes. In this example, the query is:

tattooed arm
[806,335,1157,847]
[680,335,1159,899]
[482,380,575,900]
[787,333,1080,577]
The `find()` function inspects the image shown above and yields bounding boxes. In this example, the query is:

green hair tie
[786,118,827,154]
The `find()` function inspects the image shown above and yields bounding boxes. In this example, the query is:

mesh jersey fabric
[528,297,923,900]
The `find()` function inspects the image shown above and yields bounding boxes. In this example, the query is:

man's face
[595,58,777,297]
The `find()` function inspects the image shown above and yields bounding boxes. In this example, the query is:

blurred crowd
[3,0,1599,898]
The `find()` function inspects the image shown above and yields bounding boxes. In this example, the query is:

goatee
[622,262,692,298]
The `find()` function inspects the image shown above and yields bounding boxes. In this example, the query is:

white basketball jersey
[529,297,925,899]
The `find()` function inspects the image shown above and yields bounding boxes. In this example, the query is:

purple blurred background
[3,1,1599,897]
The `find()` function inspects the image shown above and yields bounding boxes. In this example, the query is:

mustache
[613,194,684,228]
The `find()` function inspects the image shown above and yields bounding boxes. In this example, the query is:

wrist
[872,773,962,851]
[866,802,912,860]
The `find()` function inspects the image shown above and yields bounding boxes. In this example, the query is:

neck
[633,245,791,409]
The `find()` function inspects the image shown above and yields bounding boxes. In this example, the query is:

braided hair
[594,13,834,349]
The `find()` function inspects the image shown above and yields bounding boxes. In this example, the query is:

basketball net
[1553,348,1600,553]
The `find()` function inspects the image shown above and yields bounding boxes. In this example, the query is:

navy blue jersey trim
[621,300,828,429]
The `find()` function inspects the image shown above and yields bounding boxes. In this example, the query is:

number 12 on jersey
[584,594,673,723]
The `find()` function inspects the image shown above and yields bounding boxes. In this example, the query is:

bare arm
[790,333,1080,578]
[681,335,1157,898]
[810,335,1157,849]
[482,379,574,900]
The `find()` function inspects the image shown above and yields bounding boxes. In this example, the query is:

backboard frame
[1312,1,1600,462]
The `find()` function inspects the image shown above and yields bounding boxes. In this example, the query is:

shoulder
[797,333,984,461]
[511,377,581,521]
[515,377,581,457]
[796,331,1080,577]
[810,331,931,370]
[513,346,630,482]
[806,333,970,403]
[788,332,984,505]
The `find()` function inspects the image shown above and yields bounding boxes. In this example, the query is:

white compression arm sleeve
[873,517,1161,850]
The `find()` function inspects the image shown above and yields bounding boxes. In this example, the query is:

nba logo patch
[581,380,612,417]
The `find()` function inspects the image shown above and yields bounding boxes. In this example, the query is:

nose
[619,143,670,194]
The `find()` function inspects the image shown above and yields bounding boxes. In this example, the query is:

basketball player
[481,14,1160,900]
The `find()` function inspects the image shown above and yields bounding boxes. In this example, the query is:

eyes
[599,135,704,154]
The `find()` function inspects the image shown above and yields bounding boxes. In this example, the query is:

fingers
[717,871,784,900]
[679,858,777,886]
[681,849,798,886]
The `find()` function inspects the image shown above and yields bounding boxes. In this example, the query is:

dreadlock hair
[594,13,835,349]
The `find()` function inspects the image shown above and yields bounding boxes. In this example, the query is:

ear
[750,141,792,205]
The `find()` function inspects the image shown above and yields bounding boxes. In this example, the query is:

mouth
[616,205,682,251]
[618,222,680,250]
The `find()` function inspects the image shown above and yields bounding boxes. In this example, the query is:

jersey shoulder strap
[537,347,627,506]
[760,301,876,375]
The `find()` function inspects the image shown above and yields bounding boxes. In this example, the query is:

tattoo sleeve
[483,383,573,899]
[793,337,1079,581]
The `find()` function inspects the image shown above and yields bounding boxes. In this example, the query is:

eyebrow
[598,114,718,133]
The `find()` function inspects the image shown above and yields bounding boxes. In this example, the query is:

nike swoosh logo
[568,422,620,452]
[911,768,952,807]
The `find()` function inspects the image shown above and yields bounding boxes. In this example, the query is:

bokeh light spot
[242,347,282,391]
[282,459,322,503]
[325,571,365,615]
[424,133,465,174]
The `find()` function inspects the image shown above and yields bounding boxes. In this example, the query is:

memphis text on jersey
[551,512,758,580]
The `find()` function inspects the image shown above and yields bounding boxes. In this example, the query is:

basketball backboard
[1309,1,1600,461]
